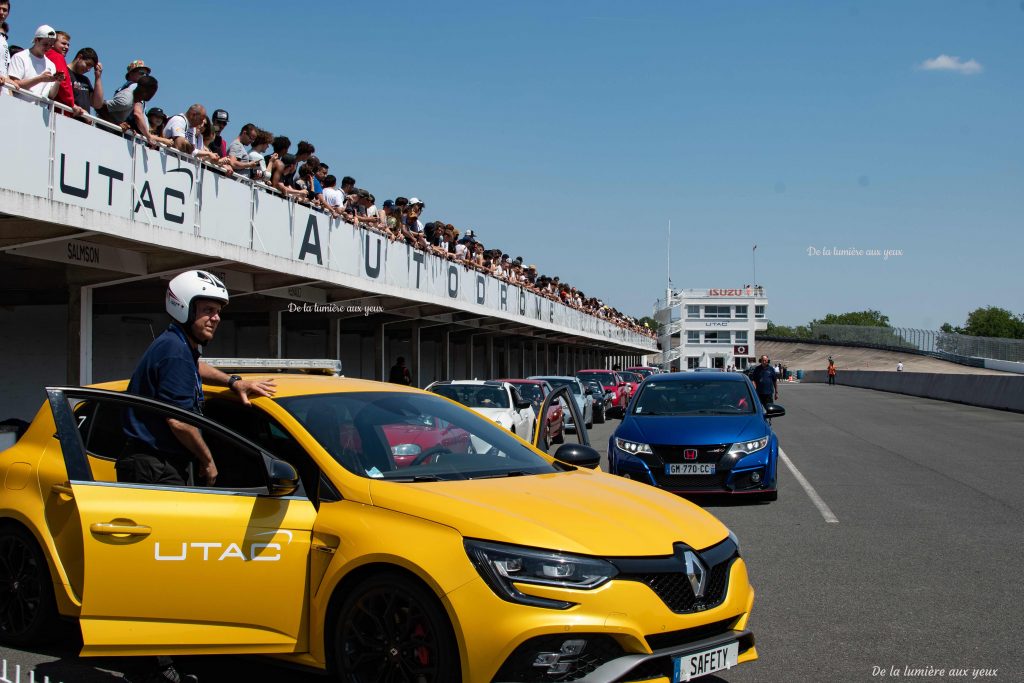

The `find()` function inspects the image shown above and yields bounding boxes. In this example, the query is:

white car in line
[425,380,536,440]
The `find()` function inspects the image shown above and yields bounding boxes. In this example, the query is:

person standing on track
[750,355,779,407]
[827,359,837,386]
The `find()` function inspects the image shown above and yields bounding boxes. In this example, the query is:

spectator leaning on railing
[163,104,205,154]
[227,123,262,176]
[209,108,229,157]
[45,29,84,116]
[68,47,102,114]
[98,59,149,124]
[9,25,62,100]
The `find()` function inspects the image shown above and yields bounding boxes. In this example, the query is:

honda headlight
[614,437,652,455]
[465,540,618,610]
[728,436,769,456]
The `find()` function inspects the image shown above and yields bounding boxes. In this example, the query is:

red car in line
[575,369,630,417]
[500,379,565,448]
[617,370,644,404]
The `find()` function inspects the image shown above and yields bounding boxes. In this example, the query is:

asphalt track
[3,384,1023,682]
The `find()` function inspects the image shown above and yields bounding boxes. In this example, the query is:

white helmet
[166,270,229,324]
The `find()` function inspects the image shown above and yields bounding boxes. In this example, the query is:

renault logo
[684,551,707,598]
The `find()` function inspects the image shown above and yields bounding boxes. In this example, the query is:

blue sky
[17,1,1023,329]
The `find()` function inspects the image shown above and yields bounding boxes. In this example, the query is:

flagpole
[752,244,757,287]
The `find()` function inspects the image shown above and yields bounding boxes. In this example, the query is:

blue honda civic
[608,372,784,501]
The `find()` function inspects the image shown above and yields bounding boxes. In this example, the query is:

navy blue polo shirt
[751,364,777,396]
[123,324,203,456]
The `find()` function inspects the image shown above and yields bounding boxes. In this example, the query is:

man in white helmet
[119,270,276,489]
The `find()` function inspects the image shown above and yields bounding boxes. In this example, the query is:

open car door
[532,384,590,450]
[45,387,316,656]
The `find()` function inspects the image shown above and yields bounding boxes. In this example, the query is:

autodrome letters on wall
[7,94,649,346]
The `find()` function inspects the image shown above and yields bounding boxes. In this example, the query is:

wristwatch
[227,375,243,390]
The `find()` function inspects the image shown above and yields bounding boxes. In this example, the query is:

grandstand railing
[0,86,655,350]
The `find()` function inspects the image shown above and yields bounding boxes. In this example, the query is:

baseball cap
[147,107,166,120]
[34,25,57,40]
[382,200,394,209]
[212,109,229,124]
[464,229,476,239]
[125,60,151,77]
[409,197,424,207]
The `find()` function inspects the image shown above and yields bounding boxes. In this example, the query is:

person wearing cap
[8,25,62,99]
[208,109,229,157]
[68,47,103,114]
[146,107,172,143]
[98,59,150,123]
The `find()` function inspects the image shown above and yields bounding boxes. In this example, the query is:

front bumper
[609,444,777,495]
[445,550,756,682]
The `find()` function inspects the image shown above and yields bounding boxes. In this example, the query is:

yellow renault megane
[0,369,757,682]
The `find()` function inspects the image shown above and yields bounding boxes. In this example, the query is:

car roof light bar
[203,358,342,375]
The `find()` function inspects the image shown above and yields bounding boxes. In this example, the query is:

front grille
[493,634,624,682]
[644,617,737,651]
[612,540,738,615]
[650,444,730,464]
[625,560,732,613]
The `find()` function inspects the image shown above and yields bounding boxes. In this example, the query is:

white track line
[779,448,838,523]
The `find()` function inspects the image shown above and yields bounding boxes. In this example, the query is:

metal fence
[809,325,1024,363]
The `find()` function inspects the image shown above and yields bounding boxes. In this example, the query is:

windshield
[533,377,580,395]
[620,372,642,383]
[579,371,617,386]
[630,368,656,378]
[513,383,544,402]
[277,392,557,481]
[632,380,755,416]
[429,384,510,409]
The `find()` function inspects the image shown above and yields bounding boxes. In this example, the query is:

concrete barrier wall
[802,370,1024,413]
[984,358,1024,374]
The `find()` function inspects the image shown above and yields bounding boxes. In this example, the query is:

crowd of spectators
[0,8,654,339]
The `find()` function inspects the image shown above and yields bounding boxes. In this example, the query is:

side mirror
[764,403,786,419]
[584,387,593,395]
[618,382,626,387]
[552,444,602,469]
[268,458,300,497]
[516,399,533,411]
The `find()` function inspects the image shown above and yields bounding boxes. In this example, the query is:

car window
[65,395,272,490]
[580,372,617,386]
[203,398,318,501]
[515,383,543,403]
[632,380,755,416]
[430,384,510,409]
[277,391,559,482]
[534,378,580,395]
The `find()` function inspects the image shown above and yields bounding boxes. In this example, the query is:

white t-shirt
[9,50,57,98]
[455,243,469,259]
[322,187,345,210]
[163,114,203,151]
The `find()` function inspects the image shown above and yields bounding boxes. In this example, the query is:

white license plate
[674,641,738,681]
[666,463,716,475]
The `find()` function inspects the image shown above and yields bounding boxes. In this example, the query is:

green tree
[810,310,890,327]
[961,307,1024,339]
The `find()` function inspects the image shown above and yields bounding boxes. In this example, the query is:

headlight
[728,436,769,456]
[614,437,652,455]
[727,528,740,550]
[465,540,618,610]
